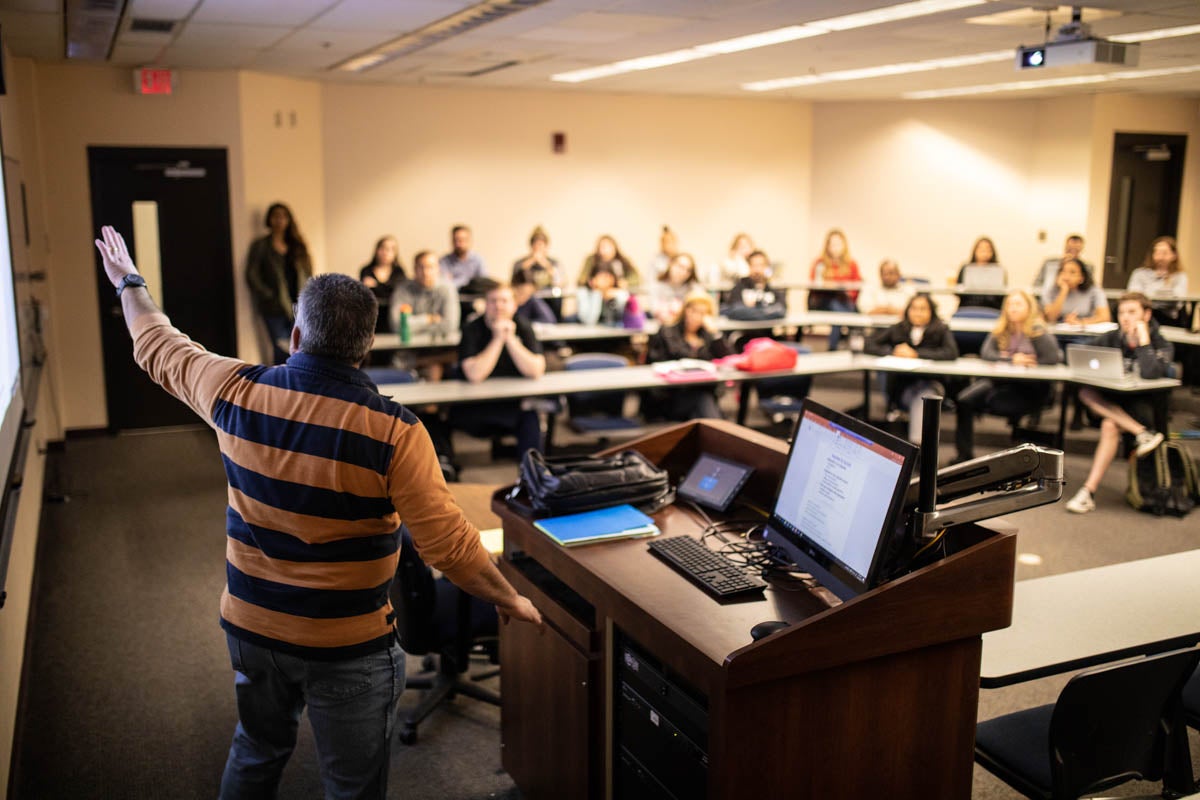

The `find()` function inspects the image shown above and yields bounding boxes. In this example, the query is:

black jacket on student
[1091,319,1174,380]
[863,318,958,361]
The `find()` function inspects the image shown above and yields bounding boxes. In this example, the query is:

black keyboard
[647,536,767,599]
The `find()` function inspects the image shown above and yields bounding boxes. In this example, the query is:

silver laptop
[959,265,1006,290]
[1066,344,1131,382]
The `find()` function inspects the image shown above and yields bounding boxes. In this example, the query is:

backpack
[1126,441,1200,517]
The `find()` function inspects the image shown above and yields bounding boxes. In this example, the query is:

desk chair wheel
[398,723,418,746]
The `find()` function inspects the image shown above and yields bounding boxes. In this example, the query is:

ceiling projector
[1016,38,1139,70]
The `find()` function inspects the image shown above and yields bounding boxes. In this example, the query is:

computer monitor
[763,399,918,600]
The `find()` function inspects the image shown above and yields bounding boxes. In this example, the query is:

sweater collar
[285,352,375,389]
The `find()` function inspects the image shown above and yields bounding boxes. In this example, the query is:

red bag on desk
[714,338,798,372]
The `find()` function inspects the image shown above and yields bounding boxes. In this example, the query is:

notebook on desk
[534,504,660,547]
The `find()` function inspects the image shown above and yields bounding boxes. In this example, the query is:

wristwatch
[116,273,147,297]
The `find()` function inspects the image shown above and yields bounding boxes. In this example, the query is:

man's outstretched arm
[95,225,160,329]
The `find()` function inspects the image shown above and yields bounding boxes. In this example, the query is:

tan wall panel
[810,97,1096,294]
[320,84,813,286]
[237,72,324,363]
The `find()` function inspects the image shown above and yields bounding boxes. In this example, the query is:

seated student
[390,250,460,337]
[856,259,915,315]
[511,225,561,290]
[863,293,958,443]
[1064,292,1173,514]
[1041,256,1111,325]
[577,234,640,290]
[710,231,754,285]
[450,283,547,458]
[808,228,861,349]
[1033,234,1090,297]
[645,293,731,421]
[953,290,1061,463]
[359,235,406,334]
[575,262,630,326]
[1127,236,1189,327]
[955,236,1006,310]
[722,250,786,320]
[511,269,557,325]
[645,225,679,280]
[648,252,701,324]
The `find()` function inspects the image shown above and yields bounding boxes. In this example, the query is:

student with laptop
[1064,292,1173,513]
[954,236,1006,310]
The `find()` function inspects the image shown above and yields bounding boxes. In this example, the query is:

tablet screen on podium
[763,399,918,600]
[677,453,753,512]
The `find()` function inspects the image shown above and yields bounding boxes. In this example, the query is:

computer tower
[614,635,708,800]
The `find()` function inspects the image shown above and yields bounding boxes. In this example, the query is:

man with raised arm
[94,226,541,799]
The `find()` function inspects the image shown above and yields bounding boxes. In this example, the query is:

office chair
[974,647,1200,800]
[390,528,500,745]
[1183,666,1200,730]
[950,305,999,356]
[561,352,641,442]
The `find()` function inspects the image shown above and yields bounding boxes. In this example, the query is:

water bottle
[623,294,644,330]
[399,309,411,343]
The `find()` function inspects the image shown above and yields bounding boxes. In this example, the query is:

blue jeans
[219,633,406,800]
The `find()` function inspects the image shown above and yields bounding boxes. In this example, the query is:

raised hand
[94,225,139,288]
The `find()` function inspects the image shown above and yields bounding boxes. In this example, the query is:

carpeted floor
[10,367,1200,799]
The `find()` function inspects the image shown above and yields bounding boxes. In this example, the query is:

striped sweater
[131,313,490,660]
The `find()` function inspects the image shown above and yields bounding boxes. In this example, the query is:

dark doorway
[88,147,236,430]
[1101,133,1187,289]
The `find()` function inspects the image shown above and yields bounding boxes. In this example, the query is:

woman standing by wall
[245,202,311,364]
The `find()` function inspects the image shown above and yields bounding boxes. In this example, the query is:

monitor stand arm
[906,396,1065,540]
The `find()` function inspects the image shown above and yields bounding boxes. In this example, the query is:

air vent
[130,18,176,34]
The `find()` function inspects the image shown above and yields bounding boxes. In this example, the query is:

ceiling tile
[110,43,169,65]
[270,27,393,55]
[127,0,201,20]
[161,45,261,68]
[190,0,339,26]
[173,22,294,48]
[310,0,473,33]
[0,10,60,39]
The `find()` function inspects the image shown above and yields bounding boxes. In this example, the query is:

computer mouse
[750,620,790,641]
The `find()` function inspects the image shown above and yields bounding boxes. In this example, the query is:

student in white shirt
[857,259,915,315]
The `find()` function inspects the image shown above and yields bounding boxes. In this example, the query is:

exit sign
[135,68,174,95]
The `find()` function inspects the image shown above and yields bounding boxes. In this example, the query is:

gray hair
[295,274,377,364]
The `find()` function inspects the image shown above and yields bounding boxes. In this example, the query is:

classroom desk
[851,354,1178,448]
[492,420,1017,799]
[375,351,1179,448]
[979,549,1200,688]
[370,311,1196,354]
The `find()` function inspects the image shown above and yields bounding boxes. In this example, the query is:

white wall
[321,84,814,285]
[809,97,1095,291]
[810,93,1200,295]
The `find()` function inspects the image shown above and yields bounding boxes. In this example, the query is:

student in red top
[808,228,862,350]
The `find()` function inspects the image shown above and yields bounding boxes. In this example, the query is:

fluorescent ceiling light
[695,25,823,55]
[744,50,1010,91]
[551,0,987,84]
[811,0,985,32]
[335,0,548,73]
[1109,24,1200,44]
[902,63,1200,99]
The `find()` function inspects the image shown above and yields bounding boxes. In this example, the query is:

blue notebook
[534,504,659,547]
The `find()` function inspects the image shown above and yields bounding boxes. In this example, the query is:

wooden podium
[493,420,1016,799]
